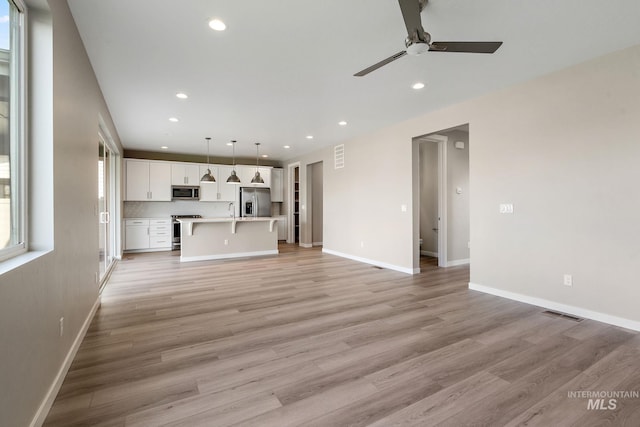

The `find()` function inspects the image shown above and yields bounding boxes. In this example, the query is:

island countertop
[178,217,279,262]
[178,217,278,235]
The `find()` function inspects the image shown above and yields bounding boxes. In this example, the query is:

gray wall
[0,1,123,426]
[286,43,640,326]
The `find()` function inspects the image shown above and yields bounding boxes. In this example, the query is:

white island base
[179,217,279,262]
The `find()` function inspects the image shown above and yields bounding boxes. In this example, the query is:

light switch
[456,187,462,195]
[401,204,407,212]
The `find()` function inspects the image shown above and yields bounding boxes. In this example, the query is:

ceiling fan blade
[398,0,425,39]
[353,50,407,77]
[429,41,503,54]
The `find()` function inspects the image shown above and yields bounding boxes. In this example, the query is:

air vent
[542,310,583,322]
[334,144,345,169]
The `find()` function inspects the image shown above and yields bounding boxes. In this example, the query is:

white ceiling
[67,0,640,161]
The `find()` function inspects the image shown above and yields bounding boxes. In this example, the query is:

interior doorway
[418,134,448,268]
[307,161,323,247]
[414,125,470,270]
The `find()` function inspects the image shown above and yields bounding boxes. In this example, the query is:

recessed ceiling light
[208,19,226,31]
[176,93,188,99]
[262,154,268,158]
[306,135,313,140]
[412,82,425,90]
[161,146,169,150]
[169,117,179,122]
[226,142,233,146]
[283,145,291,149]
[338,121,347,126]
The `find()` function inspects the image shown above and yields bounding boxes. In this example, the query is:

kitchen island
[178,217,278,262]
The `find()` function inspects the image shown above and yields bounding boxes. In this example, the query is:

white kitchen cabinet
[237,165,271,188]
[198,165,219,201]
[149,219,172,249]
[125,159,172,201]
[171,163,201,186]
[198,165,238,202]
[124,218,171,251]
[271,168,284,202]
[124,219,149,250]
[218,165,239,201]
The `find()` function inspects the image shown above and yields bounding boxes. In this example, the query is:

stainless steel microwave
[171,186,200,201]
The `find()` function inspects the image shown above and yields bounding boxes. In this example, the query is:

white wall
[445,129,470,262]
[286,43,640,327]
[0,2,123,426]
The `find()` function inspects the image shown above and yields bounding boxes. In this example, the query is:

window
[0,0,25,262]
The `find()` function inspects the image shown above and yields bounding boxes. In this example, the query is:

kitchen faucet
[228,202,235,219]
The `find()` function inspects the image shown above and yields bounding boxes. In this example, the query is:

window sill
[0,249,52,276]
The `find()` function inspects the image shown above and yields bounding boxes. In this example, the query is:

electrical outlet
[59,317,64,337]
[224,239,228,245]
[563,274,573,287]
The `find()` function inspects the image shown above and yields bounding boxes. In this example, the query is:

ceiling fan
[354,0,503,77]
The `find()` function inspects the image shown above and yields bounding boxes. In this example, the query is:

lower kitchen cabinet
[125,218,171,251]
[277,215,287,241]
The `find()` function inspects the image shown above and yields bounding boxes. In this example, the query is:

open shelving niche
[294,167,300,243]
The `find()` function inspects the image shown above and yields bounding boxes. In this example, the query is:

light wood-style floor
[44,244,640,426]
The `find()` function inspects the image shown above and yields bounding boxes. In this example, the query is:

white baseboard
[31,296,101,427]
[299,243,313,248]
[469,282,640,332]
[322,248,419,275]
[447,258,470,267]
[312,242,323,247]
[420,250,438,257]
[180,250,279,262]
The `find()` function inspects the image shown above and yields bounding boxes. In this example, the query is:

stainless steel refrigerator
[240,187,271,217]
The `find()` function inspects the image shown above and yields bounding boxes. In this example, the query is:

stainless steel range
[171,214,202,250]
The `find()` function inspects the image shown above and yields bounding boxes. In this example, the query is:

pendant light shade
[200,137,216,182]
[251,142,264,184]
[227,140,241,184]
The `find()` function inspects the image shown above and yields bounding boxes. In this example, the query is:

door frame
[98,117,122,291]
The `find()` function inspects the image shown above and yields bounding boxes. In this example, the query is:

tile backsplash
[124,201,281,218]
[124,201,235,218]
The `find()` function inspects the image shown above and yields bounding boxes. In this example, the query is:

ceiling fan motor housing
[405,40,429,55]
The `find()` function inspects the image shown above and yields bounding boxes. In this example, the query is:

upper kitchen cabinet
[237,165,271,188]
[171,163,201,186]
[125,159,172,201]
[271,168,284,202]
[198,165,237,202]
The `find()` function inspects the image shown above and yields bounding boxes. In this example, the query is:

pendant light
[251,142,264,184]
[200,137,216,182]
[226,140,241,184]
